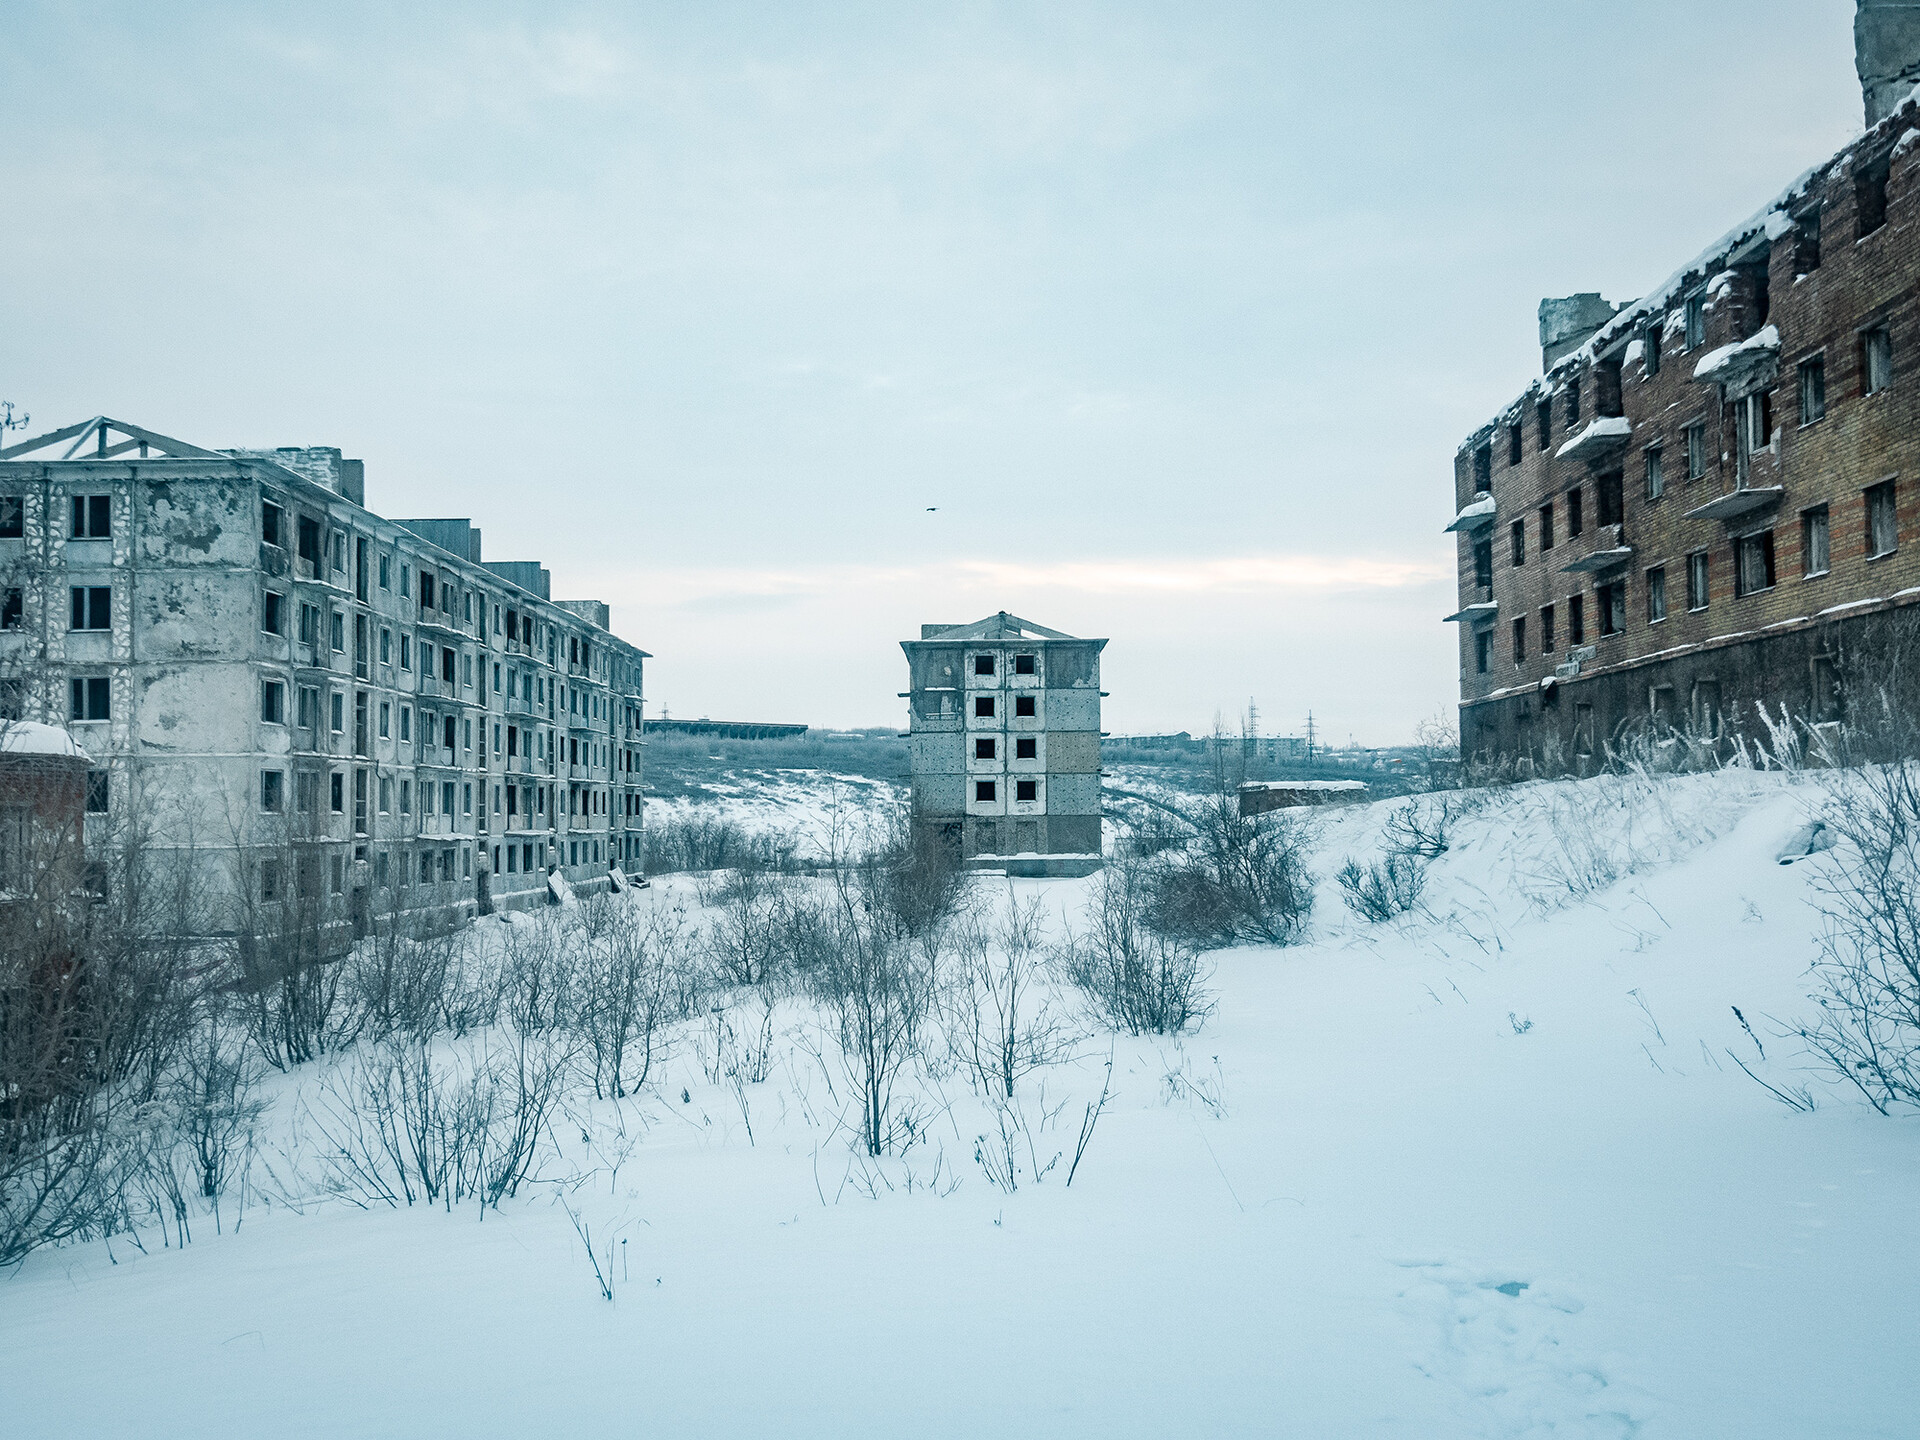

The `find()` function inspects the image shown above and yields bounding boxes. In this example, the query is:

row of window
[1477,484,1897,672]
[974,737,1040,759]
[258,765,623,823]
[973,653,1039,676]
[968,694,1038,719]
[973,780,1040,802]
[258,834,632,904]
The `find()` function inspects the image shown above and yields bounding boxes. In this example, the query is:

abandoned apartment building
[902,612,1105,877]
[1449,4,1920,767]
[0,416,649,934]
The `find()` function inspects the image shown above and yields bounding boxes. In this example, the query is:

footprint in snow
[1391,1258,1648,1437]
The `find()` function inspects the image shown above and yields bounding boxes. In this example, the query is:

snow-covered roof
[1459,80,1920,452]
[0,722,90,761]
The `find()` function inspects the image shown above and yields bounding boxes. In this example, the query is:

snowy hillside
[5,769,1917,1439]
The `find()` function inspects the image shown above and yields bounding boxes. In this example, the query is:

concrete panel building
[1449,9,1920,767]
[902,612,1104,875]
[0,417,648,937]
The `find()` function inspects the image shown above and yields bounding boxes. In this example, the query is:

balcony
[1555,416,1632,467]
[1684,486,1783,525]
[1445,493,1496,534]
[1441,600,1498,624]
[1691,324,1780,392]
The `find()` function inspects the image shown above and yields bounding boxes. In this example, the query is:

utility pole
[0,402,29,453]
[1305,710,1317,763]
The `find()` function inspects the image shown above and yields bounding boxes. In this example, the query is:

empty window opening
[69,586,110,630]
[974,654,996,676]
[0,495,23,538]
[1857,152,1891,238]
[1863,325,1893,394]
[1799,356,1827,424]
[1508,423,1523,466]
[1813,655,1844,722]
[1685,293,1706,350]
[1686,421,1709,481]
[974,738,997,760]
[1735,530,1777,596]
[974,696,995,718]
[1597,579,1626,637]
[1597,470,1624,528]
[1802,505,1831,576]
[1642,326,1661,378]
[1015,736,1038,759]
[1538,500,1555,552]
[1473,443,1492,490]
[1014,695,1037,717]
[1536,398,1552,451]
[1569,595,1586,646]
[1596,358,1623,418]
[1646,566,1667,624]
[1644,446,1664,501]
[70,495,110,539]
[1015,780,1038,802]
[260,680,285,724]
[1567,487,1584,538]
[1472,536,1493,589]
[1687,551,1710,611]
[1473,627,1493,675]
[1735,390,1774,481]
[1509,518,1525,567]
[1564,379,1581,429]
[1867,479,1898,558]
[1511,616,1526,666]
[1014,654,1037,675]
[1794,207,1822,273]
[975,780,997,802]
[1540,604,1556,654]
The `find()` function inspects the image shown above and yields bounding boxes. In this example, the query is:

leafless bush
[697,868,794,989]
[575,905,693,1098]
[137,1015,266,1242]
[1800,763,1920,1112]
[1381,796,1463,860]
[642,813,799,877]
[945,893,1077,1099]
[308,1028,571,1210]
[349,915,497,1043]
[1058,862,1212,1035]
[1143,794,1315,948]
[1336,851,1428,923]
[858,813,970,944]
[499,913,575,1034]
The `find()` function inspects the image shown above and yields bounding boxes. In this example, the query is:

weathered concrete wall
[1858,0,1920,125]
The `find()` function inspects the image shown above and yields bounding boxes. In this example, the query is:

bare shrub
[946,893,1077,1099]
[1380,796,1464,860]
[576,906,693,1098]
[859,814,969,944]
[1801,763,1920,1112]
[697,868,793,989]
[1058,862,1212,1035]
[499,913,575,1034]
[1337,851,1428,923]
[642,813,797,877]
[1144,795,1315,948]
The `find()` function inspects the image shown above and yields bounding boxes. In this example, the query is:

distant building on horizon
[1449,4,1920,768]
[901,611,1104,877]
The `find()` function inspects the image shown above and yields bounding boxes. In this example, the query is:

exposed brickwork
[1450,87,1920,763]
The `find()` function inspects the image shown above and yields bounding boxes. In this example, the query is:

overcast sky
[1,1,1868,742]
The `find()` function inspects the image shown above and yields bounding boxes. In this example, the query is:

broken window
[1509,518,1525,567]
[1863,325,1893,394]
[330,691,345,733]
[1867,479,1898,558]
[1015,736,1038,759]
[1735,391,1774,480]
[69,676,110,720]
[1533,500,1553,553]
[1472,443,1492,489]
[1734,530,1777,596]
[1802,505,1831,576]
[974,696,995,718]
[975,738,997,760]
[974,654,996,676]
[974,780,997,802]
[1472,536,1493,589]
[1015,780,1038,802]
[0,495,22,537]
[1813,655,1844,722]
[1799,356,1827,425]
[260,679,285,724]
[262,591,284,635]
[1856,152,1891,238]
[330,771,345,814]
[1473,626,1492,674]
[261,500,283,547]
[1508,422,1523,466]
[260,770,283,813]
[1014,695,1037,717]
[1569,595,1585,646]
[1685,421,1708,481]
[1597,579,1626,636]
[1596,471,1624,528]
[1596,358,1623,418]
[420,572,436,610]
[1684,293,1706,350]
[1687,551,1710,610]
[1564,379,1581,429]
[69,586,110,630]
[1511,616,1526,665]
[1014,654,1036,675]
[1642,326,1661,378]
[1794,207,1822,273]
[1535,397,1551,452]
[1693,679,1722,735]
[69,495,110,539]
[1644,446,1664,501]
[1566,487,1583,538]
[1646,566,1667,624]
[1540,603,1555,654]
[1,588,20,630]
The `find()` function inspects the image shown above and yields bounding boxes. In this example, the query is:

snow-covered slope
[4,770,1915,1439]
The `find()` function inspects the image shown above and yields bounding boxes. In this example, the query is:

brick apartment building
[0,417,648,936]
[1450,3,1920,767]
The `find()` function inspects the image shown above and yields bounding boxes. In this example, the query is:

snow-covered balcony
[1559,532,1635,575]
[1554,415,1631,466]
[1441,600,1498,623]
[1683,486,1783,525]
[1691,324,1780,391]
[1444,492,1496,534]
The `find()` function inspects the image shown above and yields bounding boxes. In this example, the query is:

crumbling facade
[0,417,648,936]
[902,612,1104,875]
[1450,12,1920,767]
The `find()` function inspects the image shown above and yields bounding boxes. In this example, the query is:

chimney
[1857,0,1920,127]
[1537,294,1618,372]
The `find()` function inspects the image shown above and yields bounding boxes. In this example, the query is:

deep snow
[4,770,1918,1439]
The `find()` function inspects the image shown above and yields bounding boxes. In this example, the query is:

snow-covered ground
[6,769,1918,1438]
